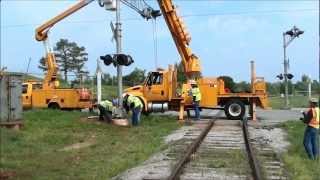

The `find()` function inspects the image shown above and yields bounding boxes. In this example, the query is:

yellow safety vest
[127,95,143,108]
[191,87,201,102]
[100,100,113,111]
[309,107,319,129]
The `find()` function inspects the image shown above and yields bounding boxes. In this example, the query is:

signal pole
[283,33,289,108]
[115,0,123,110]
[282,26,304,109]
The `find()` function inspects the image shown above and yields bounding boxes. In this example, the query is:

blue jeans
[303,126,319,160]
[194,101,200,120]
[132,107,141,126]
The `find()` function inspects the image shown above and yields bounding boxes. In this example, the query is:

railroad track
[141,116,288,180]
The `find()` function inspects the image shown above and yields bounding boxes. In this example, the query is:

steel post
[283,33,289,108]
[116,0,123,109]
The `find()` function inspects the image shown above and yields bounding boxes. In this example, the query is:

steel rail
[242,118,262,180]
[167,120,215,180]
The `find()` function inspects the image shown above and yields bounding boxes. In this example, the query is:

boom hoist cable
[152,18,158,70]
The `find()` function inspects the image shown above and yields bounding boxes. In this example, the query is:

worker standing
[189,80,202,121]
[97,99,113,123]
[301,98,319,160]
[124,94,143,126]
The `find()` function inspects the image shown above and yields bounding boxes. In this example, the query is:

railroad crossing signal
[100,54,134,66]
[276,73,294,80]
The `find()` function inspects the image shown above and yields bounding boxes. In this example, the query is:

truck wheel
[224,100,245,120]
[48,103,60,109]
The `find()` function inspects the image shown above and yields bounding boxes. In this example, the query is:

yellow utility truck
[22,0,94,109]
[22,81,92,109]
[124,0,269,120]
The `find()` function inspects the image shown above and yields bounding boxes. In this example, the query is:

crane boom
[157,0,201,77]
[35,0,94,42]
[35,0,159,89]
[35,0,95,89]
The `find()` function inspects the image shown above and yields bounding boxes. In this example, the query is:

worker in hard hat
[189,80,202,120]
[123,94,143,126]
[301,98,319,160]
[97,99,114,123]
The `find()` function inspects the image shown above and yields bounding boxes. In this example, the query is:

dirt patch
[79,117,103,125]
[0,170,16,180]
[59,134,96,152]
[59,141,95,152]
[249,126,290,153]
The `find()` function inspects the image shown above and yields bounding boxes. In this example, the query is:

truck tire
[224,100,245,120]
[48,102,60,109]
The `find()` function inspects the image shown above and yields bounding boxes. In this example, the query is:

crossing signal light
[276,74,283,80]
[100,54,134,66]
[285,30,294,36]
[115,54,134,66]
[276,73,294,80]
[285,26,304,38]
[100,55,113,66]
[287,73,294,80]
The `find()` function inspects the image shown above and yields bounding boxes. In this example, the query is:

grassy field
[90,85,130,100]
[0,109,180,179]
[269,95,319,109]
[280,121,320,180]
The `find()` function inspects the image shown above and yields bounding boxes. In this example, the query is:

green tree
[301,74,310,83]
[38,57,47,72]
[175,62,186,83]
[311,80,320,93]
[54,39,73,81]
[266,82,280,95]
[218,76,235,92]
[123,68,146,86]
[53,39,88,82]
[69,44,89,81]
[234,81,251,93]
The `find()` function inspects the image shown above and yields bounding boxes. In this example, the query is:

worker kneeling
[97,100,114,123]
[189,80,202,121]
[124,94,143,126]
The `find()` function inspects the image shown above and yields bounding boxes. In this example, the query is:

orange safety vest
[308,107,319,129]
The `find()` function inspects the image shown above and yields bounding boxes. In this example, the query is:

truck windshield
[146,72,163,86]
[22,84,28,94]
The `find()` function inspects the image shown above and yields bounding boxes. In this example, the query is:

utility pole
[115,0,124,113]
[282,25,304,109]
[283,33,289,108]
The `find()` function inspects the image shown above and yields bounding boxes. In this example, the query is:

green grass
[269,95,318,109]
[280,121,320,180]
[0,109,179,179]
[89,85,130,100]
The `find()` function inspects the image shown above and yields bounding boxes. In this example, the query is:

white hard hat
[188,80,196,85]
[309,98,318,103]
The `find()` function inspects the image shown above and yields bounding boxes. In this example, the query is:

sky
[0,0,319,83]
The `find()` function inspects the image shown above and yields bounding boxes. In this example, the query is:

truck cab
[22,81,42,109]
[125,66,179,113]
